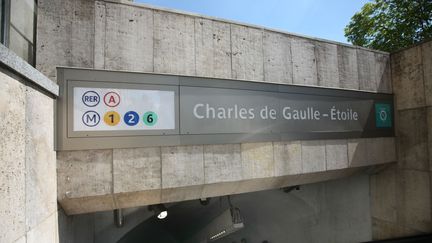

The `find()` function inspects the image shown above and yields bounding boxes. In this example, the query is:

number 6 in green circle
[143,111,158,126]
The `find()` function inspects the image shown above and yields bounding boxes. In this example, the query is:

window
[1,0,37,66]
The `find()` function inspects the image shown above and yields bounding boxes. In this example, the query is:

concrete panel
[37,0,94,79]
[36,0,73,78]
[241,142,274,179]
[60,195,116,215]
[113,147,161,193]
[357,49,377,92]
[263,31,293,84]
[231,25,264,81]
[325,139,348,170]
[161,146,204,188]
[367,137,396,164]
[397,109,429,170]
[370,166,397,223]
[114,190,161,209]
[337,45,359,90]
[57,150,113,198]
[398,170,431,232]
[203,144,242,184]
[391,46,425,110]
[348,138,368,167]
[375,53,392,93]
[154,11,195,75]
[315,42,339,88]
[428,107,432,172]
[94,1,106,69]
[422,41,432,106]
[273,141,302,176]
[70,0,95,69]
[195,18,232,79]
[0,73,26,243]
[161,185,203,203]
[104,3,153,72]
[301,140,326,173]
[25,88,57,231]
[235,177,286,194]
[291,37,317,86]
[26,211,59,243]
[201,181,239,199]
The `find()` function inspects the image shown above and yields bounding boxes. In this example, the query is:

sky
[135,0,370,44]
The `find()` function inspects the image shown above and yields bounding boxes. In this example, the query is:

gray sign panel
[180,86,375,135]
[56,67,394,151]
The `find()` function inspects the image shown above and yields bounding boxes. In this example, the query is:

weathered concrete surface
[316,42,339,88]
[371,41,432,240]
[25,88,57,231]
[154,11,195,75]
[103,3,154,72]
[357,49,378,92]
[375,53,392,93]
[0,72,26,243]
[57,150,113,199]
[38,0,392,92]
[231,25,264,81]
[301,140,326,173]
[241,142,274,179]
[203,144,242,183]
[113,147,161,193]
[325,139,348,170]
[161,146,204,188]
[195,19,232,79]
[291,37,318,86]
[57,137,396,215]
[37,0,95,79]
[337,45,359,90]
[263,31,293,84]
[396,108,429,171]
[1,67,58,242]
[26,212,59,243]
[422,42,432,106]
[392,45,425,110]
[273,141,302,176]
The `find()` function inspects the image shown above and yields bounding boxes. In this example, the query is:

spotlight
[199,198,211,206]
[148,204,168,219]
[185,196,244,243]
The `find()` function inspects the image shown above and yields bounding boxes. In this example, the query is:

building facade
[0,0,431,242]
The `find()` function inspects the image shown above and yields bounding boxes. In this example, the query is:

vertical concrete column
[370,41,432,240]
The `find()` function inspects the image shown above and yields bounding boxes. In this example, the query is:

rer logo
[82,111,100,127]
[375,103,392,128]
[82,91,100,107]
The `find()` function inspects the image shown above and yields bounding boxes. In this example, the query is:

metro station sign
[56,68,394,150]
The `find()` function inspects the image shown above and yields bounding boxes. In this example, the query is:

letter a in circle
[104,91,121,107]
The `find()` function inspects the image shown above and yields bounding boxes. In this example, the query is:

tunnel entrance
[116,174,371,243]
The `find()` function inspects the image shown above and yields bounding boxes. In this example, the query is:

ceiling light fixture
[148,204,168,219]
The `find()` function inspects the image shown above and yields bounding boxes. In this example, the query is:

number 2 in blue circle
[124,111,139,126]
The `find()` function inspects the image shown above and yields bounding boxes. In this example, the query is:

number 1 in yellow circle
[104,111,120,126]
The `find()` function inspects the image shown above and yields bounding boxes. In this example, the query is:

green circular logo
[143,111,158,126]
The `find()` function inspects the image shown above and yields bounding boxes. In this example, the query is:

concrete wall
[0,47,58,242]
[36,0,397,215]
[370,40,432,239]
